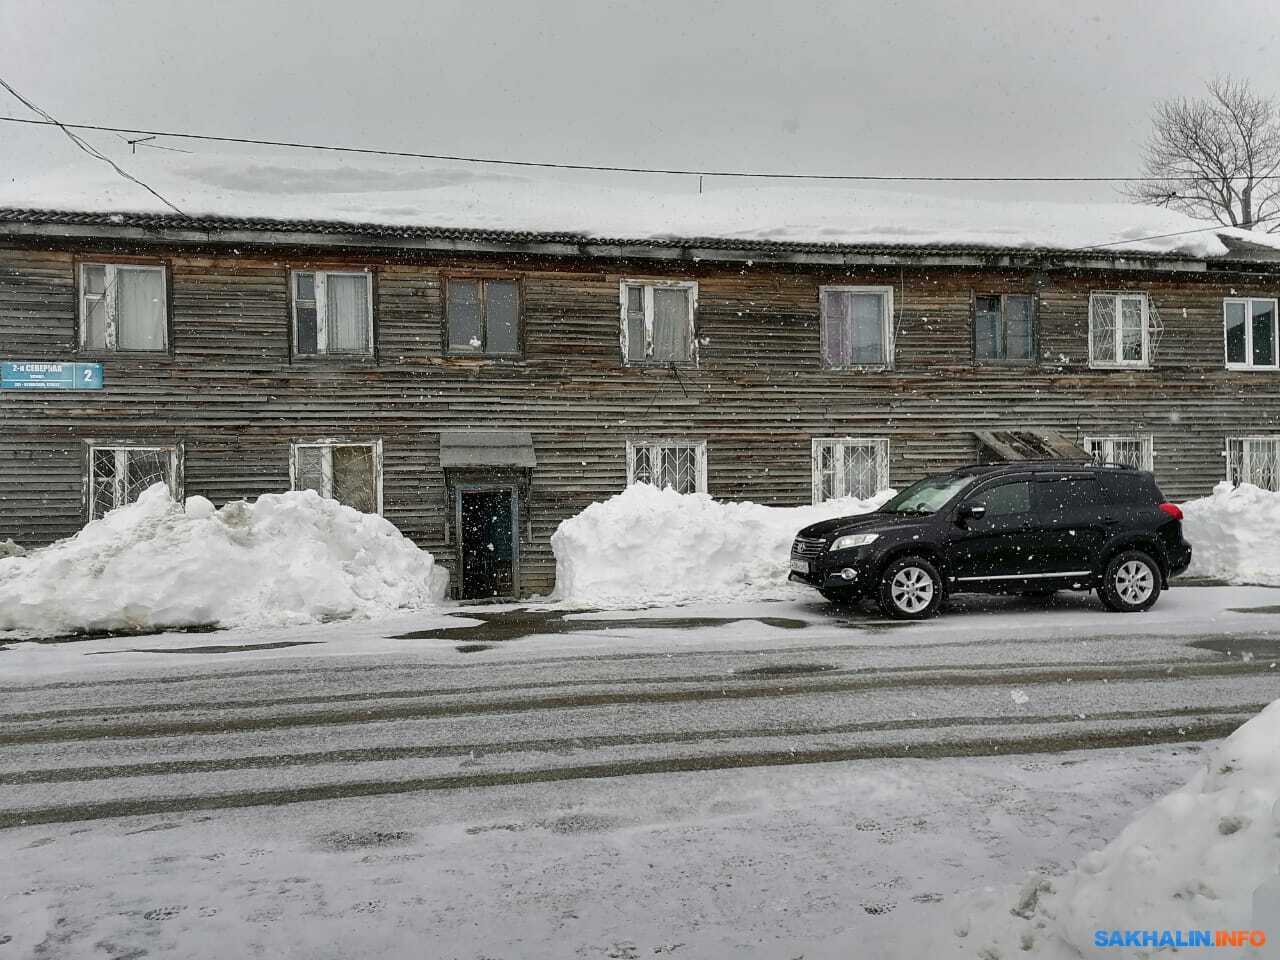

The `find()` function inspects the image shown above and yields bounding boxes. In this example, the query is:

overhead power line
[0,80,186,216]
[1080,210,1280,250]
[0,113,1256,184]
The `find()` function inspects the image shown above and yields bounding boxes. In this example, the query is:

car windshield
[878,474,976,514]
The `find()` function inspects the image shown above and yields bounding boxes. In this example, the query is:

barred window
[290,440,382,513]
[626,440,707,494]
[1227,437,1280,491]
[620,281,697,363]
[1089,292,1150,368]
[79,263,167,352]
[812,438,890,503]
[290,270,373,356]
[1083,435,1154,472]
[88,445,180,519]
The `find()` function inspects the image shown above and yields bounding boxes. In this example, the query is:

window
[290,440,382,513]
[1036,477,1108,513]
[1227,436,1280,491]
[1089,292,1150,368]
[811,438,889,502]
[88,444,180,519]
[446,279,520,356]
[79,263,167,352]
[820,286,894,368]
[626,440,707,494]
[1084,435,1154,471]
[620,281,696,363]
[974,481,1032,517]
[1224,298,1278,370]
[974,294,1035,362]
[291,270,374,356]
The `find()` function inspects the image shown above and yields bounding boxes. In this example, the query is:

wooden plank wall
[3,241,1280,596]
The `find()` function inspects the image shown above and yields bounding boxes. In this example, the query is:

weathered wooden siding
[4,241,1280,596]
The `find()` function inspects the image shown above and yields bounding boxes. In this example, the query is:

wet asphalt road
[2,590,1279,830]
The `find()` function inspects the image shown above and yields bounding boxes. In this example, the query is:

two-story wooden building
[4,203,1280,599]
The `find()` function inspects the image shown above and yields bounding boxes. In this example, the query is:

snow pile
[951,700,1280,958]
[550,483,893,608]
[1182,482,1280,585]
[0,149,1259,257]
[0,485,448,636]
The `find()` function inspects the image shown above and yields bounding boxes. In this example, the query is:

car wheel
[1098,550,1161,613]
[877,556,944,620]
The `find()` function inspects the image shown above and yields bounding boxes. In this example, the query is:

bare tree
[1126,77,1280,232]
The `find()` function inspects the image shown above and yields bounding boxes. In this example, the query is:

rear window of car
[1097,471,1162,505]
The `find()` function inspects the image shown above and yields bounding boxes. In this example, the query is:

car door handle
[1101,516,1121,526]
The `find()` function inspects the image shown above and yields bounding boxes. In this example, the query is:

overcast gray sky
[2,0,1280,203]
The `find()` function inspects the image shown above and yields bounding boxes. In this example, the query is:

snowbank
[0,485,448,636]
[1182,482,1280,585]
[0,149,1253,258]
[950,700,1280,958]
[550,484,893,608]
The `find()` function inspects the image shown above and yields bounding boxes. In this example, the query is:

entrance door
[457,487,518,600]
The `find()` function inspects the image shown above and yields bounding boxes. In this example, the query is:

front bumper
[788,555,874,594]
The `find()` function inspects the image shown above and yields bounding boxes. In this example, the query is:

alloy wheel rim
[891,566,934,613]
[1115,560,1154,605]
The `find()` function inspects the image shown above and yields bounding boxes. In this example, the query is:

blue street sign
[1,361,104,390]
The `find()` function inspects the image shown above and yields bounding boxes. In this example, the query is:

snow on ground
[0,740,1212,960]
[551,484,893,608]
[1183,482,1280,586]
[944,700,1280,959]
[0,148,1260,257]
[0,485,447,637]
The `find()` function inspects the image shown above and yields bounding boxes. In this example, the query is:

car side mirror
[957,503,987,522]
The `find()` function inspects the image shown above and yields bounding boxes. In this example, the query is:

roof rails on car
[952,459,1137,472]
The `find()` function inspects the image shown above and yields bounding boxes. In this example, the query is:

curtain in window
[821,291,850,366]
[625,286,647,361]
[1119,298,1144,361]
[294,447,325,494]
[82,266,109,348]
[651,288,690,361]
[116,268,166,350]
[327,274,369,353]
[849,293,885,364]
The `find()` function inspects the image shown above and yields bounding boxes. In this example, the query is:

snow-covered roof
[3,151,1279,260]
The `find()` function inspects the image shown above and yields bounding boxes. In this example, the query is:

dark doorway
[457,487,518,600]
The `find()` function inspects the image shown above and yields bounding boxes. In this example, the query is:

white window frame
[78,262,168,352]
[818,285,895,370]
[1227,436,1280,491]
[1223,297,1280,371]
[625,439,708,494]
[86,442,182,519]
[289,269,375,356]
[1083,435,1154,472]
[289,439,384,514]
[618,279,698,365]
[1088,291,1151,369]
[811,437,890,503]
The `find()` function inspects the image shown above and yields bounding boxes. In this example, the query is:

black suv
[789,461,1192,619]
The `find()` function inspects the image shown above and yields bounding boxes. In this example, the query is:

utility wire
[0,81,186,216]
[0,113,1257,184]
[1080,210,1280,249]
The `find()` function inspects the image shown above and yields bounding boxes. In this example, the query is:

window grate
[626,441,707,494]
[812,438,890,502]
[1228,437,1280,491]
[89,446,178,519]
[1083,436,1154,472]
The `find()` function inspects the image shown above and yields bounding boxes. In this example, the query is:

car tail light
[1159,502,1184,521]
